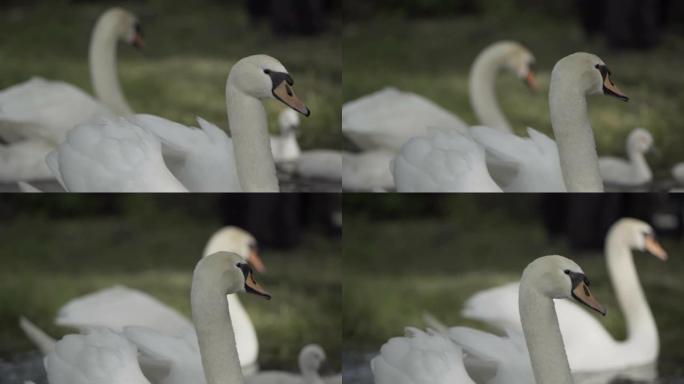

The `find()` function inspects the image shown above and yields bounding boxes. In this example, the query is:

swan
[21,226,264,375]
[342,149,395,191]
[342,41,537,152]
[598,127,653,188]
[245,344,328,384]
[0,7,142,182]
[47,54,310,192]
[372,255,607,384]
[672,163,684,186]
[271,108,342,183]
[392,52,629,192]
[461,218,666,374]
[45,251,271,384]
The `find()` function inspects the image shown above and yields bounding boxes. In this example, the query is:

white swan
[462,218,666,374]
[22,226,264,376]
[372,255,607,384]
[271,108,342,182]
[672,163,684,186]
[342,150,395,191]
[392,52,629,192]
[598,127,653,188]
[0,8,141,182]
[47,55,310,192]
[45,252,271,384]
[245,344,327,384]
[342,41,537,152]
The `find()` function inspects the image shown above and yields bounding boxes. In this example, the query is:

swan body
[672,163,684,186]
[45,327,151,384]
[342,150,395,191]
[462,218,665,373]
[0,8,141,182]
[391,131,502,192]
[392,52,629,192]
[271,109,341,182]
[30,227,263,376]
[48,55,310,192]
[373,255,606,384]
[598,128,653,188]
[342,87,468,152]
[245,344,328,384]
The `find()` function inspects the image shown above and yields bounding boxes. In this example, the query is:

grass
[343,13,684,179]
[0,197,341,372]
[343,195,684,377]
[0,0,341,149]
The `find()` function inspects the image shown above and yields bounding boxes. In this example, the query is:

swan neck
[519,280,574,384]
[227,84,279,192]
[605,232,658,350]
[469,47,512,132]
[627,148,652,181]
[549,79,603,192]
[89,15,133,115]
[192,271,243,384]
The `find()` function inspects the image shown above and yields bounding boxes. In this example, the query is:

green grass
[0,201,341,372]
[343,14,684,179]
[343,195,684,376]
[0,1,341,149]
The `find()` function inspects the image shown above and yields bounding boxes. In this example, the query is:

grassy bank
[0,205,341,372]
[343,14,684,178]
[0,1,341,149]
[343,196,684,376]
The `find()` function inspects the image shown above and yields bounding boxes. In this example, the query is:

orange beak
[131,32,145,49]
[524,70,539,91]
[572,280,607,316]
[603,74,628,101]
[244,268,271,300]
[644,235,667,261]
[248,250,266,273]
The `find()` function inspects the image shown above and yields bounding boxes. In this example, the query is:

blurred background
[343,194,684,384]
[343,0,684,185]
[0,0,341,191]
[0,194,341,384]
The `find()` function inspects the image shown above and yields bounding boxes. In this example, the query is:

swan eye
[564,269,570,275]
[263,69,272,75]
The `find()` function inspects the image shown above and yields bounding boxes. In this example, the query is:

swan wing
[392,132,502,192]
[124,326,206,384]
[372,327,475,384]
[342,87,468,151]
[46,328,151,384]
[342,150,395,191]
[47,116,187,192]
[55,286,194,336]
[135,115,241,192]
[295,150,342,181]
[470,126,566,192]
[0,139,54,181]
[0,77,112,144]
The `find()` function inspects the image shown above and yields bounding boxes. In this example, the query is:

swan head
[551,52,628,101]
[228,55,310,116]
[203,226,266,273]
[279,108,301,134]
[496,41,538,90]
[627,128,654,154]
[523,255,606,315]
[101,8,144,49]
[199,252,271,299]
[610,218,667,260]
[299,344,326,373]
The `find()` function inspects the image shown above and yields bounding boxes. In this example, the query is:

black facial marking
[237,262,252,280]
[267,70,294,89]
[595,64,611,80]
[134,22,143,38]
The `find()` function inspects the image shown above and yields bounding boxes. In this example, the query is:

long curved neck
[519,281,574,384]
[605,231,658,355]
[469,47,511,132]
[300,360,323,384]
[549,78,603,192]
[89,15,133,115]
[192,274,243,384]
[226,84,279,192]
[627,147,652,181]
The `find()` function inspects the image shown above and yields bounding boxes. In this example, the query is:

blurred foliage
[343,12,684,180]
[343,194,684,377]
[0,196,341,372]
[0,0,341,149]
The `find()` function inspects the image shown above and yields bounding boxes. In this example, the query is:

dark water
[0,351,46,384]
[344,350,684,384]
